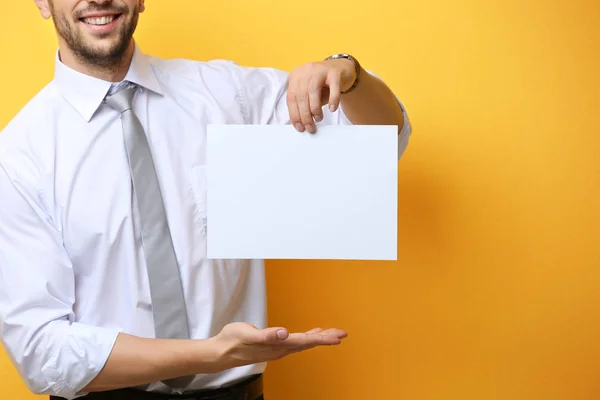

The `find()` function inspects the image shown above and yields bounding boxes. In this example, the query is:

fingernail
[276,330,288,340]
[294,123,304,131]
[314,115,323,122]
[329,104,336,112]
[306,124,315,133]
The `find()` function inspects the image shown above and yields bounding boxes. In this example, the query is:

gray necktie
[105,85,194,389]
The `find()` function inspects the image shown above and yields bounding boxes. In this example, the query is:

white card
[206,124,398,260]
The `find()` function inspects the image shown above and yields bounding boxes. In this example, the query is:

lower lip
[80,15,122,33]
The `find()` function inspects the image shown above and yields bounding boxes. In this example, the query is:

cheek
[60,14,77,31]
[125,0,143,11]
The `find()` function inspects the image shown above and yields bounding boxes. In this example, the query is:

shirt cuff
[42,323,121,399]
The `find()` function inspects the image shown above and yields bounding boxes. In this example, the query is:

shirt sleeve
[229,64,412,159]
[0,161,121,399]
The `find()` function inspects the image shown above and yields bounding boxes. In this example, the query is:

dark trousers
[51,396,264,400]
[50,374,264,400]
[50,395,264,400]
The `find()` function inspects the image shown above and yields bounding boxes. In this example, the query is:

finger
[320,328,348,339]
[286,81,304,132]
[308,73,326,124]
[261,327,289,343]
[288,332,342,346]
[327,70,342,113]
[268,330,344,354]
[304,328,347,339]
[296,74,316,133]
[300,328,346,339]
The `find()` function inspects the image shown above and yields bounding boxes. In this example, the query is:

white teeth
[83,16,115,25]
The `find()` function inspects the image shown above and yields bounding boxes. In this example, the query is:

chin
[88,38,123,54]
[71,39,130,66]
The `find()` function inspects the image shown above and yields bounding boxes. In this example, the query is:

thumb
[261,327,289,343]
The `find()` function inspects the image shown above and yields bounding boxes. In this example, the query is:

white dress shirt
[0,44,412,399]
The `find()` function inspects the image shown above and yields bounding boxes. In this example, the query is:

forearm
[340,67,405,131]
[83,333,223,392]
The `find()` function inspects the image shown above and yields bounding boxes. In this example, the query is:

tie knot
[105,84,137,114]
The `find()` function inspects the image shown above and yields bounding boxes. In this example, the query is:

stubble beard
[48,0,139,72]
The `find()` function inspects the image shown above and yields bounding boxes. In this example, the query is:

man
[0,0,412,399]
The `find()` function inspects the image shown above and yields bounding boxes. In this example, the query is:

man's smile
[79,13,123,32]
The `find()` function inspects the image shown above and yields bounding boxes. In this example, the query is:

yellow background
[2,1,600,399]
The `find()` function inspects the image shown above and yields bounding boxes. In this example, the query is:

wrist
[325,53,361,93]
[204,335,244,372]
[187,338,228,374]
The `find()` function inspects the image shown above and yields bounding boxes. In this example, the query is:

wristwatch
[325,53,361,94]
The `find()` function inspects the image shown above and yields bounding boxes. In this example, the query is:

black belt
[50,374,263,400]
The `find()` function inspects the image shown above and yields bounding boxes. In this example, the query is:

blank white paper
[206,124,398,260]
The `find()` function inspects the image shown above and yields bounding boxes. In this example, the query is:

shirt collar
[53,43,164,122]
